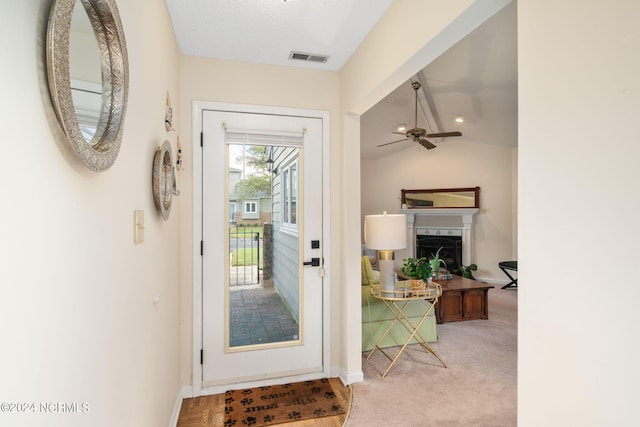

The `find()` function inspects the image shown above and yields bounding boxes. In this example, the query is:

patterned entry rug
[223,378,348,426]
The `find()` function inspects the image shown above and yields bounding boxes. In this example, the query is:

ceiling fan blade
[377,138,408,148]
[426,131,462,138]
[418,139,437,150]
[391,131,407,136]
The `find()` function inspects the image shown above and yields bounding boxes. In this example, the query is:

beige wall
[361,140,516,281]
[518,0,640,425]
[0,1,181,426]
[177,57,341,387]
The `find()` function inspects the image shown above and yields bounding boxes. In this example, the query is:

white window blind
[224,128,304,147]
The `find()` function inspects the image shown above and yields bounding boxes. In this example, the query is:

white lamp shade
[364,213,407,250]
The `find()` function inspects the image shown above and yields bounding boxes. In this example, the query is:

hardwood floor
[177,378,352,427]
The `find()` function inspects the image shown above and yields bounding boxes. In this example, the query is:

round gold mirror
[46,0,128,172]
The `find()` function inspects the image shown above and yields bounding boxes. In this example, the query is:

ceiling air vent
[289,51,329,64]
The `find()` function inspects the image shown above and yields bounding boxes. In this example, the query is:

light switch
[134,210,144,243]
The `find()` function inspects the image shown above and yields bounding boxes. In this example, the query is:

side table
[366,281,447,377]
[499,261,518,289]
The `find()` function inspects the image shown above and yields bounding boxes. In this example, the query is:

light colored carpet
[348,288,517,426]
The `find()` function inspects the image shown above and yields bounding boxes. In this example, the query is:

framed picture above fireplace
[401,187,479,209]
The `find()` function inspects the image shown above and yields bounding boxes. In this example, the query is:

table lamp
[364,212,407,291]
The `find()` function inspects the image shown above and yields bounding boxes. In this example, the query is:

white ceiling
[164,0,517,158]
[164,0,395,71]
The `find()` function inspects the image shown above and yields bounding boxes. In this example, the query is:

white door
[201,107,326,389]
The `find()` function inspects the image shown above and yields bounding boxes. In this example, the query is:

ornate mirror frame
[46,0,128,172]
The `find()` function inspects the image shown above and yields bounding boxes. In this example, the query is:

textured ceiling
[164,0,395,71]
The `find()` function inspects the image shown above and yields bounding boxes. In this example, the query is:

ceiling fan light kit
[378,81,462,151]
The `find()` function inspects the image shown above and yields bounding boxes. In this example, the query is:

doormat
[223,378,348,426]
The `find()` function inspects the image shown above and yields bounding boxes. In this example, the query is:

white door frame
[191,100,331,396]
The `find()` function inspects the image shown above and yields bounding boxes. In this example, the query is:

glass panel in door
[227,143,301,349]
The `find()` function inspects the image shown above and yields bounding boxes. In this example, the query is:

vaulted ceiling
[361,2,517,158]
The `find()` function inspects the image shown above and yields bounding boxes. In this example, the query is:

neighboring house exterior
[228,166,272,225]
[238,195,271,225]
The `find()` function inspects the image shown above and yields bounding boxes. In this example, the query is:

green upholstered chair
[361,256,438,351]
[361,255,379,285]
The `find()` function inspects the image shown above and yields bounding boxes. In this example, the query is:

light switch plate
[134,210,144,243]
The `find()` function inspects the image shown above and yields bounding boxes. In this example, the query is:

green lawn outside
[231,248,263,268]
[229,226,262,238]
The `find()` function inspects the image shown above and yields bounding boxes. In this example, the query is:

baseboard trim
[181,385,193,399]
[169,386,194,426]
[330,364,343,378]
[339,369,363,385]
[477,276,510,286]
[169,387,184,427]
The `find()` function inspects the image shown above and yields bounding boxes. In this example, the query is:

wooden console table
[433,276,494,324]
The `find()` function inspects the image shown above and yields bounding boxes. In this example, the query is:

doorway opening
[192,102,331,395]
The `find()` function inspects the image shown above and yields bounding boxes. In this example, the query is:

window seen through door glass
[283,169,289,223]
[282,161,298,227]
[290,163,297,225]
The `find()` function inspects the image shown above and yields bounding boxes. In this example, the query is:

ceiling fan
[378,81,462,150]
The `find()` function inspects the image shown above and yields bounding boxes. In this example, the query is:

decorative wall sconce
[165,92,174,132]
[176,137,183,170]
[165,108,174,132]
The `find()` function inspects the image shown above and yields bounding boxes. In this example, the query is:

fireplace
[400,207,478,267]
[415,228,463,273]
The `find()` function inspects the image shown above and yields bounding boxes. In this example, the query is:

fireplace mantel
[400,208,479,265]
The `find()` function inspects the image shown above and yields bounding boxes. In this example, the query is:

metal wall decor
[46,0,129,172]
[152,140,177,220]
[165,92,175,132]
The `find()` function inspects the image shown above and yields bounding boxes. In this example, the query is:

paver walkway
[229,286,299,347]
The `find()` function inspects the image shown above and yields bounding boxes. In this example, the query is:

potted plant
[429,247,447,274]
[456,263,478,279]
[401,257,432,291]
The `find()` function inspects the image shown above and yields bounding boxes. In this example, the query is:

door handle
[303,257,321,267]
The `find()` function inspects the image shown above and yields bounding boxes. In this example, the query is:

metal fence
[229,227,261,286]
